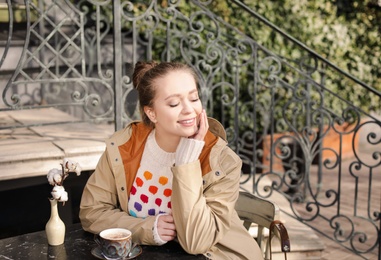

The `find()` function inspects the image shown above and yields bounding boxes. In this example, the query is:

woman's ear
[144,106,157,123]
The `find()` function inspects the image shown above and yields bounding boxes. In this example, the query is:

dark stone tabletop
[0,223,205,259]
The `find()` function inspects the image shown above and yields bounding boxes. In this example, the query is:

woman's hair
[132,61,199,127]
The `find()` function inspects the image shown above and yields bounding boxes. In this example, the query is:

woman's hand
[189,109,209,140]
[157,214,177,241]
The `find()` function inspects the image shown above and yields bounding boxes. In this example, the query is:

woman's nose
[181,101,194,114]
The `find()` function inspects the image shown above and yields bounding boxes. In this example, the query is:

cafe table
[0,223,205,259]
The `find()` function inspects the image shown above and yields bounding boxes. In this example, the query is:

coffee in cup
[95,228,132,258]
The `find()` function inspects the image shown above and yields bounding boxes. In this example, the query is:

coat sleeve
[79,151,156,245]
[171,145,242,254]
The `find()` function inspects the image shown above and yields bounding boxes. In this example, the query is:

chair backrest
[235,191,290,260]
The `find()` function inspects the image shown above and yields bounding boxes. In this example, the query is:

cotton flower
[51,185,68,202]
[63,159,82,176]
[47,159,82,204]
[47,168,63,186]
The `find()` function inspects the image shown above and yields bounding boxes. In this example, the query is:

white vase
[45,198,66,246]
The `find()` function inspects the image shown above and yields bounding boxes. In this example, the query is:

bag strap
[269,220,290,260]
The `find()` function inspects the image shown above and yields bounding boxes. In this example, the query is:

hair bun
[132,61,158,89]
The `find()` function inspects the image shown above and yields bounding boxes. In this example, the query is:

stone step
[0,108,114,182]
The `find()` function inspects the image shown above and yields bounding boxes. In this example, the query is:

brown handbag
[269,220,290,260]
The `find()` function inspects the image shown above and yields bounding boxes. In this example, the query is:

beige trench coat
[79,118,263,260]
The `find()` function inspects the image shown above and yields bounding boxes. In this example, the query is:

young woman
[79,61,263,259]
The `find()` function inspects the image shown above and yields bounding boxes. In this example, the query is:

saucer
[91,245,142,260]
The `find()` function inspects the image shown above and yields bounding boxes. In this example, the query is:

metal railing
[1,0,380,258]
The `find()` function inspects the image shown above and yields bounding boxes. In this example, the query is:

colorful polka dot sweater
[128,131,176,218]
[128,130,205,245]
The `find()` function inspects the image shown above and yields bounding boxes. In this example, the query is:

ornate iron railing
[0,0,380,258]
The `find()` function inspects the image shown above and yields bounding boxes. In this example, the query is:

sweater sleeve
[175,137,205,166]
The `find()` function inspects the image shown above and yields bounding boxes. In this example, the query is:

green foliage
[232,0,380,111]
[189,0,380,134]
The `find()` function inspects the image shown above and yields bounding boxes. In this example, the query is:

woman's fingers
[160,229,177,240]
[157,215,177,241]
[194,109,208,140]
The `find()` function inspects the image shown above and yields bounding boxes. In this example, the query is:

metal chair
[235,191,290,260]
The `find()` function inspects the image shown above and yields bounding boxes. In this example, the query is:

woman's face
[144,70,202,143]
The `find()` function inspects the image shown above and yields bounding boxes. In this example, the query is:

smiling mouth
[178,118,195,125]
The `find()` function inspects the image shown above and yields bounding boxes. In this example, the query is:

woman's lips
[178,118,195,126]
